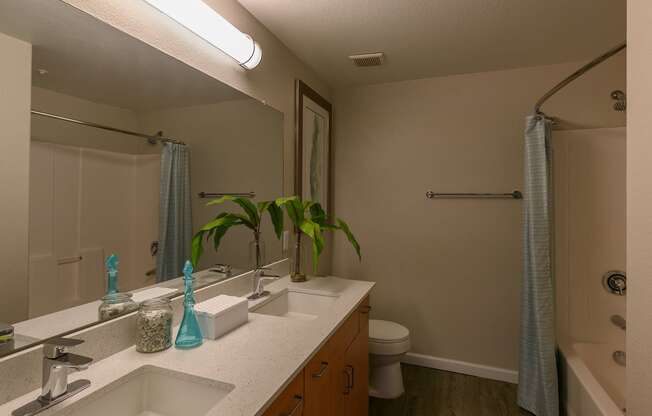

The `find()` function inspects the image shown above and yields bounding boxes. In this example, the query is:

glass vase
[175,261,203,349]
[291,230,307,282]
[249,236,266,270]
[175,303,203,349]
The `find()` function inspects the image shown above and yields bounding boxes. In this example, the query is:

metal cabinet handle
[347,364,355,389]
[360,305,371,314]
[280,395,303,416]
[312,361,329,378]
[343,369,351,395]
[343,365,354,394]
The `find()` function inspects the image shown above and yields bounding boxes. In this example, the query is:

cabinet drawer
[263,370,305,416]
[330,309,359,358]
[358,296,371,338]
[304,341,334,416]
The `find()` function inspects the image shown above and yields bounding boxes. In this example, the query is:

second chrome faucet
[247,268,280,300]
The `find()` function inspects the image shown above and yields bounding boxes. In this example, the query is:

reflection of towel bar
[426,190,523,200]
[57,256,83,265]
[198,192,255,198]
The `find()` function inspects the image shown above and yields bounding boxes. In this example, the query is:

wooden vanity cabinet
[311,296,370,416]
[265,296,370,416]
[304,338,334,416]
[263,369,305,416]
[334,298,370,416]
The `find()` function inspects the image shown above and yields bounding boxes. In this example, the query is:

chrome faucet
[247,268,280,300]
[13,338,92,416]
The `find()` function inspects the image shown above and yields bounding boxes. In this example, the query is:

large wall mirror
[0,0,284,357]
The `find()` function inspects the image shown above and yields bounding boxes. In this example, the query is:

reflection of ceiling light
[142,0,262,69]
[36,68,48,75]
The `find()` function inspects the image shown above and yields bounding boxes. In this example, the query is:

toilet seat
[369,320,410,355]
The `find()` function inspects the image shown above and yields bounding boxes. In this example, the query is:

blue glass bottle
[175,261,203,349]
[105,254,119,295]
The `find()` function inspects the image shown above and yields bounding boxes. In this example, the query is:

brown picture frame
[295,79,333,211]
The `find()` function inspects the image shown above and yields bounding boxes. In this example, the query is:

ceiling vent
[348,52,385,67]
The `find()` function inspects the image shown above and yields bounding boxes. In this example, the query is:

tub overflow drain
[613,350,626,367]
[603,271,626,296]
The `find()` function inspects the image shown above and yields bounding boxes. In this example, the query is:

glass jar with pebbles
[98,293,138,321]
[136,298,173,353]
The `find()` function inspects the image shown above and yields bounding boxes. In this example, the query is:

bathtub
[559,340,625,416]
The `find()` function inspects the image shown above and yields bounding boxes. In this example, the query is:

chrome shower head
[611,90,626,112]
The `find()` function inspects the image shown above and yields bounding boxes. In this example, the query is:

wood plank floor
[369,364,534,416]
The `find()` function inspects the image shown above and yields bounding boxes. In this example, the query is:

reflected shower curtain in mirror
[518,115,558,416]
[156,143,192,282]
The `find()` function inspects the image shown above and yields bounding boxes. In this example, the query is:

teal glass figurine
[175,261,203,349]
[105,254,119,295]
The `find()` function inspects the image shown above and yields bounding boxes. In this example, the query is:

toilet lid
[369,319,410,343]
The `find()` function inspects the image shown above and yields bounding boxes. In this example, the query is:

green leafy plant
[275,196,361,277]
[191,196,283,268]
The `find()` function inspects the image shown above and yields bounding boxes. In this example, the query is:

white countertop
[0,276,374,416]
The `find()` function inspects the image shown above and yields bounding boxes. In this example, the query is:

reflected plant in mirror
[191,196,284,270]
[275,196,361,282]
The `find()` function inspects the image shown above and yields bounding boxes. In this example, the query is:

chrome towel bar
[426,190,522,200]
[57,256,83,265]
[198,192,255,199]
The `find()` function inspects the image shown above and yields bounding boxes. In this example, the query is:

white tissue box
[195,295,248,340]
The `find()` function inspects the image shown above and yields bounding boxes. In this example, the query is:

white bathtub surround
[559,340,624,416]
[0,273,374,415]
[28,141,161,317]
[553,128,626,416]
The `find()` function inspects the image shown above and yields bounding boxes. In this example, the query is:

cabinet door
[358,297,371,337]
[263,370,305,416]
[336,298,371,416]
[330,306,361,416]
[349,313,369,415]
[304,339,334,416]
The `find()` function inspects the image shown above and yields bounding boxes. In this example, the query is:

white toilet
[368,319,411,399]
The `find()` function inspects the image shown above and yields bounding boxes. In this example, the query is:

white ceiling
[238,0,626,87]
[0,0,245,111]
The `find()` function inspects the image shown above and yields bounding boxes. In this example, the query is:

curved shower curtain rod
[31,110,186,145]
[534,42,626,117]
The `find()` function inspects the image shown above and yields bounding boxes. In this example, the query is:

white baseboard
[402,352,519,384]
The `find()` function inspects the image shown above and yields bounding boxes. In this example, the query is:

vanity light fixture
[142,0,262,69]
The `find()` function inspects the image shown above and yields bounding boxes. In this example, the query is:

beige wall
[331,58,625,372]
[0,33,31,323]
[61,0,331,198]
[627,2,652,414]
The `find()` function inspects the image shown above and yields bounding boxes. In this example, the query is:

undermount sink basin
[58,366,233,416]
[251,289,338,320]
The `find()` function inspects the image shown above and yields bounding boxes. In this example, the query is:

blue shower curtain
[156,143,192,282]
[518,115,558,416]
